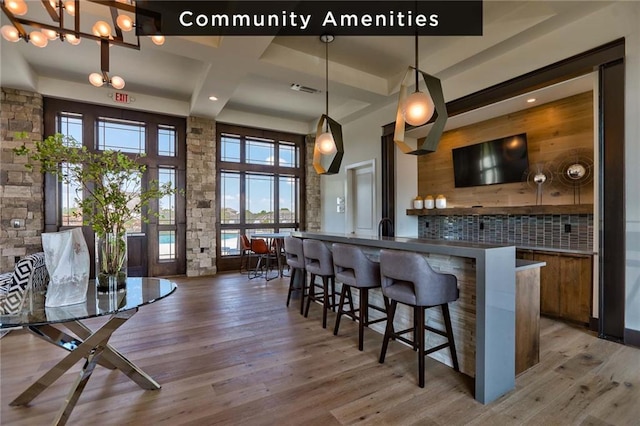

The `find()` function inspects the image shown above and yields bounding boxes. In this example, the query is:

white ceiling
[0,1,613,130]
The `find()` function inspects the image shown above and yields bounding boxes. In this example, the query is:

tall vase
[42,227,90,307]
[96,232,127,292]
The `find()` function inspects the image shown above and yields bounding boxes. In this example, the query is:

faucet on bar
[378,217,394,238]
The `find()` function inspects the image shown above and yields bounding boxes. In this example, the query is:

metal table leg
[10,307,159,426]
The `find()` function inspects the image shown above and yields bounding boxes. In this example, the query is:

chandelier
[1,0,166,89]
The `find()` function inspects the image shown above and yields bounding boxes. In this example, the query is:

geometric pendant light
[313,34,344,175]
[393,33,448,155]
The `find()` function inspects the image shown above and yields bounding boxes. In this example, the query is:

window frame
[216,123,306,271]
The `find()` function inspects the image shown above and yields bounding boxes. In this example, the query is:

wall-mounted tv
[452,133,529,188]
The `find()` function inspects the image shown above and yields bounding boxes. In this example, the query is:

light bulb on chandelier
[1,25,21,42]
[42,28,58,40]
[5,0,28,16]
[89,73,105,87]
[92,21,111,38]
[66,34,81,45]
[29,31,48,48]
[116,14,134,32]
[150,35,165,45]
[110,75,125,90]
[63,0,75,16]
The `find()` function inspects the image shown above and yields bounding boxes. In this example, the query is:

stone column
[185,116,216,276]
[305,135,321,232]
[0,88,44,272]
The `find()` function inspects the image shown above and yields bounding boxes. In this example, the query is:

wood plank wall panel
[417,92,594,207]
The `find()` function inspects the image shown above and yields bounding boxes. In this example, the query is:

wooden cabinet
[517,250,593,324]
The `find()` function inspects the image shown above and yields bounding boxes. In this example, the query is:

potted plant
[15,133,177,290]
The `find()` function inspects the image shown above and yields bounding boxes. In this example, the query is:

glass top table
[1,277,176,328]
[2,277,177,426]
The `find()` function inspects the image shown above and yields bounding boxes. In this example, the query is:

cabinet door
[535,253,561,317]
[560,255,592,324]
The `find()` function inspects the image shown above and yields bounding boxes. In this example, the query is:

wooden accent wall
[417,92,594,207]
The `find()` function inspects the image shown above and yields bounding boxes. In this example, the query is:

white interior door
[346,160,376,236]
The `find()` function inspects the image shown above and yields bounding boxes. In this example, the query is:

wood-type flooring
[1,273,639,425]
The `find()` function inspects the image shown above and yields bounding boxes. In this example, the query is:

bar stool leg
[417,306,426,388]
[299,271,307,316]
[333,284,348,336]
[286,268,296,307]
[442,303,459,371]
[330,277,337,312]
[322,276,330,328]
[358,288,369,351]
[379,300,397,364]
[304,274,316,318]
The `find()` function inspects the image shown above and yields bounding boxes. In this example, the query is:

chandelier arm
[101,39,110,73]
[109,6,124,41]
[74,0,79,34]
[40,0,60,22]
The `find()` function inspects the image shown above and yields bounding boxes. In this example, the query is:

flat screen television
[452,133,529,188]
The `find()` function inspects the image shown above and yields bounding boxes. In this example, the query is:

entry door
[346,160,376,236]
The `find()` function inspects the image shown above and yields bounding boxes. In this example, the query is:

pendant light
[313,34,344,175]
[393,30,448,155]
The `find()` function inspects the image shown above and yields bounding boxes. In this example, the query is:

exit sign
[112,92,134,104]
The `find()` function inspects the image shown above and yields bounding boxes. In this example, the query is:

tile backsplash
[418,214,593,251]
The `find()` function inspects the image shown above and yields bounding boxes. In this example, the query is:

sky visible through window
[221,136,297,216]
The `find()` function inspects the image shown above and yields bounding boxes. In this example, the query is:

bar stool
[303,239,336,328]
[284,236,306,315]
[332,243,388,351]
[378,249,459,388]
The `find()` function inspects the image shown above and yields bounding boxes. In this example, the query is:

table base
[10,308,160,426]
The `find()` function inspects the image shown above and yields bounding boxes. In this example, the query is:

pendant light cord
[325,38,329,131]
[414,0,419,92]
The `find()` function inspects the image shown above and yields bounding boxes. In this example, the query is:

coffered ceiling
[0,1,613,129]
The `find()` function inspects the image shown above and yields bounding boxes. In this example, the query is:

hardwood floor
[1,273,639,425]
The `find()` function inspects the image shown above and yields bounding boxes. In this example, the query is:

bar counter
[292,232,523,404]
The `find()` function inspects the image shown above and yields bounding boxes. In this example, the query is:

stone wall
[0,88,44,272]
[305,135,321,232]
[185,116,216,276]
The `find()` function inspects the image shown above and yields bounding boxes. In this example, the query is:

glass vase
[96,232,127,292]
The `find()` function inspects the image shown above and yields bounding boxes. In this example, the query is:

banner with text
[136,1,483,36]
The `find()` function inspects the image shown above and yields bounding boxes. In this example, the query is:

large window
[45,98,186,277]
[216,124,305,269]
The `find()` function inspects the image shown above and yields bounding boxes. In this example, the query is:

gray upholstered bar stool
[303,239,336,328]
[332,243,388,351]
[284,236,306,315]
[378,249,459,388]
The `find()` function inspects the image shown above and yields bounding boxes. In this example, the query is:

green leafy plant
[14,133,178,284]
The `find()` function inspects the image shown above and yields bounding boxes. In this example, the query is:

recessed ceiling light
[527,98,536,103]
[208,95,218,101]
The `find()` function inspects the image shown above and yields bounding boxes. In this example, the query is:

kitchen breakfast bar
[292,231,544,405]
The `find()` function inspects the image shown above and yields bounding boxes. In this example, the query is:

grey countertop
[292,232,514,259]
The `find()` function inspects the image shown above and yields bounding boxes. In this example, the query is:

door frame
[345,159,376,235]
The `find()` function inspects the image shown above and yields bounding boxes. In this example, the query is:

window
[58,112,83,145]
[97,117,146,153]
[60,162,83,227]
[45,98,186,277]
[158,125,176,157]
[216,124,305,269]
